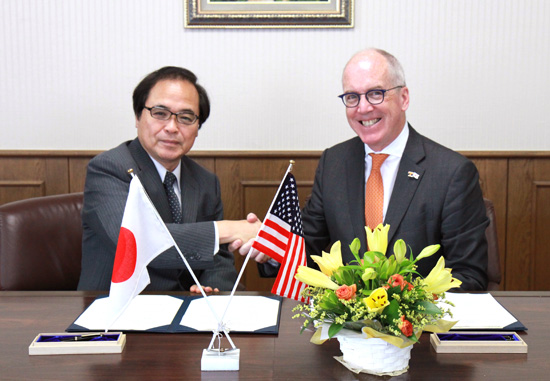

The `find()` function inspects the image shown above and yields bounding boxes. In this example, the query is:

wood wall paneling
[506,158,550,291]
[470,158,508,288]
[0,157,69,204]
[2,151,550,291]
[0,180,45,205]
[533,181,550,290]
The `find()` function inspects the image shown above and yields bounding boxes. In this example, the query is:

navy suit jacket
[78,138,237,291]
[301,126,489,291]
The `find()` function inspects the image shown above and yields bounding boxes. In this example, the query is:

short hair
[372,48,406,87]
[132,66,210,128]
[345,48,407,87]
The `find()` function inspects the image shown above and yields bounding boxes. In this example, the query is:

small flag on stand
[252,171,307,302]
[106,174,174,328]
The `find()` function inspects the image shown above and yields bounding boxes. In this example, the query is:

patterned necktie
[163,171,183,224]
[365,153,389,230]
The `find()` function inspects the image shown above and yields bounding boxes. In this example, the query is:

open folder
[445,293,526,331]
[67,295,282,334]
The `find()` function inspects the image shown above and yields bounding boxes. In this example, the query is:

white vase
[336,336,412,376]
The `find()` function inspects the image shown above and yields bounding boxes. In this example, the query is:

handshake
[218,212,272,264]
[190,213,272,294]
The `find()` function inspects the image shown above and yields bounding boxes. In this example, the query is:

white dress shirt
[150,155,219,255]
[364,122,409,222]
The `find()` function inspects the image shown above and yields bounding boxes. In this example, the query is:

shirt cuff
[213,221,219,256]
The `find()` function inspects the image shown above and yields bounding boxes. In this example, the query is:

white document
[445,293,518,329]
[74,295,183,331]
[179,295,280,332]
[72,294,280,333]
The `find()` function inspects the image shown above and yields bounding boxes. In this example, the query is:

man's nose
[357,95,374,113]
[164,115,179,131]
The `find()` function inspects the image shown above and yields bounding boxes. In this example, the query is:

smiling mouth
[361,118,381,127]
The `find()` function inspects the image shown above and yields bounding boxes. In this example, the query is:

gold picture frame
[184,0,354,29]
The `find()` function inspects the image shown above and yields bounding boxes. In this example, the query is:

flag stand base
[201,348,240,371]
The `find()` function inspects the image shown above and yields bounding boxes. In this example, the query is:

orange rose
[335,284,357,300]
[388,274,406,290]
[399,315,413,337]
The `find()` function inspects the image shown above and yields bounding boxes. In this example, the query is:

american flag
[252,172,307,302]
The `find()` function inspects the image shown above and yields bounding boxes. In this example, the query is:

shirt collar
[149,155,182,188]
[364,121,409,158]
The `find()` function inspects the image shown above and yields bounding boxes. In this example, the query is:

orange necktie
[365,153,389,230]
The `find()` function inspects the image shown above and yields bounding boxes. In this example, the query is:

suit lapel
[346,138,368,249]
[385,126,425,243]
[179,157,199,223]
[128,139,173,223]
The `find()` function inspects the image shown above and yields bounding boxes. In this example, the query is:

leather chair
[0,193,84,290]
[484,198,502,291]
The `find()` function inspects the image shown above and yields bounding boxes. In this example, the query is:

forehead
[147,79,199,110]
[342,52,390,91]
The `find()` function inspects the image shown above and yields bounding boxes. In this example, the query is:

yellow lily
[365,224,390,254]
[363,287,390,313]
[422,256,462,294]
[295,266,339,290]
[393,239,406,263]
[416,244,441,261]
[311,241,343,276]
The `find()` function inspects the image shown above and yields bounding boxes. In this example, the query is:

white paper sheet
[444,293,518,329]
[74,295,183,331]
[72,294,280,333]
[179,295,280,332]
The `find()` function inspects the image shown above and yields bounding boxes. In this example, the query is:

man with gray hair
[301,48,489,290]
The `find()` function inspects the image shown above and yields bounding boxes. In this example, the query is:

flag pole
[219,160,295,324]
[126,170,236,349]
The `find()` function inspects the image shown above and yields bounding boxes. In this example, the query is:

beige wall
[1,0,549,151]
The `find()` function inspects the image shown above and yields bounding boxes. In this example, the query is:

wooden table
[1,291,548,380]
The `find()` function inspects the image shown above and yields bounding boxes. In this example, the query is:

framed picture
[184,0,354,29]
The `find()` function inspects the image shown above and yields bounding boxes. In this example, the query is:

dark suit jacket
[77,139,237,291]
[301,126,489,291]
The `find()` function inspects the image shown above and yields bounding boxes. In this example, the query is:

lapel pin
[408,171,420,180]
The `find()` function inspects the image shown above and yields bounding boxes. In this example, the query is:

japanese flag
[106,175,174,329]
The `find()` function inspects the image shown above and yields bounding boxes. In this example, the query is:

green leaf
[384,299,400,323]
[328,323,344,338]
[343,265,363,271]
[333,267,356,286]
[415,300,442,315]
[362,251,376,264]
[362,288,373,296]
[379,259,390,279]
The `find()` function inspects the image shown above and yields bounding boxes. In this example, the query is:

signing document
[445,293,521,330]
[72,295,281,333]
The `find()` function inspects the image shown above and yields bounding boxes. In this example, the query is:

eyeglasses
[144,106,199,126]
[338,86,404,108]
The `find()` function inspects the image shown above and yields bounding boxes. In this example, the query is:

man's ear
[400,86,410,111]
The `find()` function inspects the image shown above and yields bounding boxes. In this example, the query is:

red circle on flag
[112,227,137,283]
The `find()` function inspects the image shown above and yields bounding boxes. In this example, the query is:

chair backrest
[484,198,502,290]
[0,193,84,290]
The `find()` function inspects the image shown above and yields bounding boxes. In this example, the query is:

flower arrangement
[293,224,459,348]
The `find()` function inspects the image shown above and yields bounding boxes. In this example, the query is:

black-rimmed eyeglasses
[144,106,199,126]
[338,86,404,108]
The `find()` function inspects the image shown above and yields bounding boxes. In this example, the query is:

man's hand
[231,237,272,263]
[225,213,272,263]
[190,285,219,293]
[217,213,262,248]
